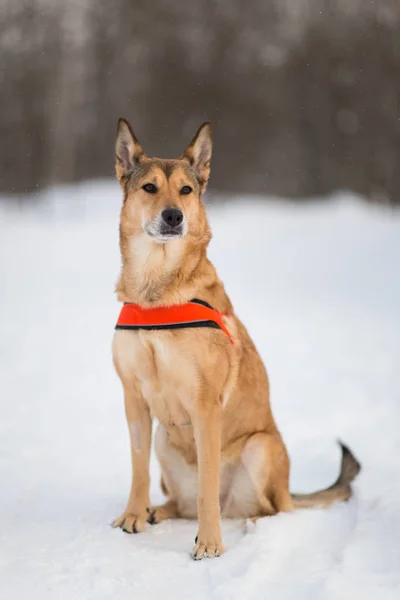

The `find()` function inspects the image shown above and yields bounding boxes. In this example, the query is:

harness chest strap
[115,298,234,344]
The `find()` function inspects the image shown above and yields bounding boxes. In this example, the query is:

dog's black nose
[161,208,184,228]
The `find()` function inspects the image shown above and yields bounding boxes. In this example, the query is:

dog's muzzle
[145,207,187,242]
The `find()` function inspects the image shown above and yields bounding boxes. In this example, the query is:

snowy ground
[0,180,399,600]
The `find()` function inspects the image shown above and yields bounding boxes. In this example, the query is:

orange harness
[115,298,234,344]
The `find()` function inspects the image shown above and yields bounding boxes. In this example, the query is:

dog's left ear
[181,122,212,192]
[115,118,144,181]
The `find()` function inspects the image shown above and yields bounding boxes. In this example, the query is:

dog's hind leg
[151,423,198,520]
[147,459,181,525]
[160,476,169,497]
[147,461,181,524]
[222,432,294,519]
[147,499,179,524]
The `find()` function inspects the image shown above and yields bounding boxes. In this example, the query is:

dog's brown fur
[111,118,361,559]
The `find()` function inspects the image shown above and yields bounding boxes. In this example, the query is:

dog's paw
[112,512,146,534]
[146,506,162,525]
[191,535,225,560]
[146,502,176,525]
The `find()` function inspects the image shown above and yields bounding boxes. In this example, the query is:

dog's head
[115,119,212,245]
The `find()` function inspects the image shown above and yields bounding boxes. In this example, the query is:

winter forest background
[2,0,400,203]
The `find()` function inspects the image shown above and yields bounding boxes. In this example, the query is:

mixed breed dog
[111,118,361,559]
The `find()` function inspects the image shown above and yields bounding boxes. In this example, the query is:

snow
[1,180,399,599]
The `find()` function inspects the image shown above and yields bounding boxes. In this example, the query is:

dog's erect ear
[181,122,212,192]
[115,118,144,181]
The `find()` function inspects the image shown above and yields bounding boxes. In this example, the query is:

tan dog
[111,118,361,560]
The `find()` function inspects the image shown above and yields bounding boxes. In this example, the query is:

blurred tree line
[1,0,400,203]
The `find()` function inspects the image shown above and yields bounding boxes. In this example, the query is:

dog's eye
[180,185,192,195]
[142,183,158,194]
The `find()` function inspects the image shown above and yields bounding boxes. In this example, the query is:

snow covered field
[1,180,399,600]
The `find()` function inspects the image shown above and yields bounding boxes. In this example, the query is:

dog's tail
[291,441,361,509]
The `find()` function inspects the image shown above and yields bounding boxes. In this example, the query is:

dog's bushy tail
[291,441,361,509]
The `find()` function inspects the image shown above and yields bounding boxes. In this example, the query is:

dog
[111,118,361,560]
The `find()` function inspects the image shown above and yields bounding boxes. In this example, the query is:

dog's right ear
[115,118,144,181]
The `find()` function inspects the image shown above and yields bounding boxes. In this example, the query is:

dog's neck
[116,232,233,313]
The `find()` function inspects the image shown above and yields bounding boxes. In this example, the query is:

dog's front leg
[112,383,152,534]
[192,399,224,560]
